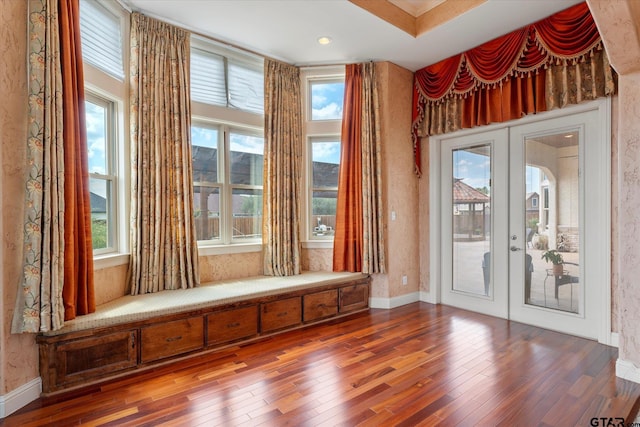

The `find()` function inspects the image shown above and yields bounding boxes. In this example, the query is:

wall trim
[610,332,619,348]
[419,290,434,304]
[370,291,420,309]
[616,358,640,384]
[0,377,41,419]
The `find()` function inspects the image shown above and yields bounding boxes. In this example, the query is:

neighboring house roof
[90,192,106,213]
[453,178,489,203]
[526,192,539,200]
[192,146,339,195]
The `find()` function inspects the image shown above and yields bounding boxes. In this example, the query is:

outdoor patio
[453,240,580,314]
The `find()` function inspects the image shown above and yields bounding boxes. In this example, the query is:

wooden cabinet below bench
[141,317,204,363]
[207,305,258,346]
[37,275,370,395]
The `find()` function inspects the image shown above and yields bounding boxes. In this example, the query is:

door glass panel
[525,132,580,313]
[452,145,491,296]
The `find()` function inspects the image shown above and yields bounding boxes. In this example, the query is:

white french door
[436,101,609,341]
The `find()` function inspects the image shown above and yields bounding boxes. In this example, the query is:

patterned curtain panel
[263,59,302,276]
[411,2,616,176]
[359,63,386,274]
[13,0,95,333]
[333,63,386,274]
[128,13,200,294]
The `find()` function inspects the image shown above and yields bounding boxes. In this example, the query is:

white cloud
[313,142,340,164]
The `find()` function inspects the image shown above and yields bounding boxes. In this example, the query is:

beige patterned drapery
[262,59,303,276]
[360,63,386,274]
[13,0,96,333]
[128,13,200,294]
[13,0,66,333]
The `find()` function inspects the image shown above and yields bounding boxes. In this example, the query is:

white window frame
[301,67,345,246]
[81,0,130,268]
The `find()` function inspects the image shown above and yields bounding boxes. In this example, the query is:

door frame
[425,98,612,345]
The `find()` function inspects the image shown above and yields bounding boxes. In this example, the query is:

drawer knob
[165,335,182,343]
[227,322,240,328]
[277,311,288,317]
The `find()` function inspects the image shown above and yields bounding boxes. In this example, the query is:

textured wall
[301,248,333,272]
[199,252,263,283]
[588,0,640,366]
[374,62,419,299]
[0,0,39,394]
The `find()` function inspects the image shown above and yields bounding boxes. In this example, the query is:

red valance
[411,2,606,176]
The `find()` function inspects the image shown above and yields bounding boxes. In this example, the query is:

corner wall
[372,62,420,305]
[588,0,640,378]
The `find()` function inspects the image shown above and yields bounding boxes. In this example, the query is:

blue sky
[454,149,541,194]
[311,82,344,164]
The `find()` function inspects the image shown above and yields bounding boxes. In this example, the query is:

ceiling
[124,0,582,72]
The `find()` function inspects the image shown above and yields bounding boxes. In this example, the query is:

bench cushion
[43,271,367,336]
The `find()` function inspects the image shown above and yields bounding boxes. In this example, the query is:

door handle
[510,246,522,252]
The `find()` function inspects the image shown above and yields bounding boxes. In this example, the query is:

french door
[437,103,609,340]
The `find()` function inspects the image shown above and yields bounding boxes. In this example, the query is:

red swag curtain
[411,2,610,176]
[59,0,96,319]
[333,65,364,272]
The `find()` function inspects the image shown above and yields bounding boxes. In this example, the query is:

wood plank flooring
[3,302,639,426]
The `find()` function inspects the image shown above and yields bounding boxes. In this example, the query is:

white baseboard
[616,358,640,384]
[419,290,434,303]
[610,332,619,348]
[0,377,41,419]
[370,291,420,309]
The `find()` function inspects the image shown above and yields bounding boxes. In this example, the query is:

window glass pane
[191,48,227,106]
[310,81,344,120]
[85,100,107,175]
[79,0,124,80]
[232,188,262,239]
[312,140,340,187]
[228,58,264,114]
[193,186,220,241]
[89,177,111,250]
[312,190,337,237]
[230,133,264,185]
[192,126,219,183]
[452,145,491,296]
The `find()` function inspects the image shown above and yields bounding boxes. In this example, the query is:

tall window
[86,95,117,252]
[191,37,264,246]
[80,0,127,257]
[303,70,345,241]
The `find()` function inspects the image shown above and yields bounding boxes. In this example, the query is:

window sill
[302,241,334,250]
[198,243,262,256]
[94,253,130,270]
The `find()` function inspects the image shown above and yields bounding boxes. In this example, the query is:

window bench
[37,271,370,395]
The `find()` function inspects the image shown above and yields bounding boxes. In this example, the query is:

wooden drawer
[207,305,258,346]
[53,330,137,388]
[303,289,338,322]
[339,283,369,313]
[141,317,204,363]
[261,297,301,333]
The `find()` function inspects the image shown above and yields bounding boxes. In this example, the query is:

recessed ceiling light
[317,36,332,45]
[564,134,574,138]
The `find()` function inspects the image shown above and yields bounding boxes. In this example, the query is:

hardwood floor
[3,302,639,426]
